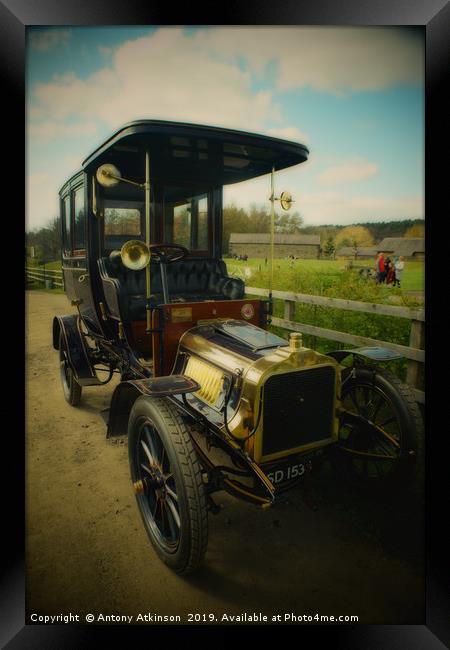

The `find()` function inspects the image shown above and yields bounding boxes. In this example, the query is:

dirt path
[26,291,424,625]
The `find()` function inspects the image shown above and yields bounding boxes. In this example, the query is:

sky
[26,26,424,230]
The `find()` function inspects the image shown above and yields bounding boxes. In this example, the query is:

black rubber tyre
[335,367,424,494]
[128,396,208,574]
[59,332,82,406]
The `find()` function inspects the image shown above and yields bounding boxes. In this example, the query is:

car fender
[326,346,402,365]
[106,375,200,438]
[52,314,101,386]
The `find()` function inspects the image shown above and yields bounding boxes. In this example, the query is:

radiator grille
[262,365,336,456]
[185,356,224,407]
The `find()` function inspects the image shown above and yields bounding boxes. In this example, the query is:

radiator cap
[289,332,303,351]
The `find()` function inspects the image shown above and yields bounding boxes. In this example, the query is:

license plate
[266,459,312,485]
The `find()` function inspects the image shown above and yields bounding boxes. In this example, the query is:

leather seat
[99,257,245,322]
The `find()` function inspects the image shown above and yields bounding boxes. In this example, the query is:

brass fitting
[133,480,145,495]
[289,332,303,351]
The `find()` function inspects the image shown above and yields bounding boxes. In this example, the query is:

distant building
[376,238,425,260]
[229,233,321,259]
[336,246,378,259]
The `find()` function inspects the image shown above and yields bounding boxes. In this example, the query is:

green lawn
[224,257,425,295]
[26,258,62,271]
[224,256,424,387]
[25,258,64,293]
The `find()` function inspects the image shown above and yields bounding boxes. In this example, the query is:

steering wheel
[148,243,188,264]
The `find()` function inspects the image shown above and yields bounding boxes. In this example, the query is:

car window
[73,185,86,250]
[103,200,144,251]
[104,207,142,235]
[62,194,71,256]
[164,188,209,253]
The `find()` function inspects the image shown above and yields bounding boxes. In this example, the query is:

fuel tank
[174,319,341,463]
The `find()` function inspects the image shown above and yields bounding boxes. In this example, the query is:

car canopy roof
[82,120,309,186]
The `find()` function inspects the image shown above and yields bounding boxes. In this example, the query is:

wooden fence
[246,286,425,404]
[25,266,64,288]
[24,267,424,403]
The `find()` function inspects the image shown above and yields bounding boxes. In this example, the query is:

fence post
[284,299,295,322]
[406,319,424,389]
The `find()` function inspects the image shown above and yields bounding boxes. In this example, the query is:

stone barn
[376,238,425,260]
[229,233,321,259]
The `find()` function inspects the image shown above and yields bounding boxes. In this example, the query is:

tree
[275,210,304,234]
[404,223,425,238]
[248,204,270,233]
[335,225,374,249]
[323,236,336,258]
[222,203,253,254]
[26,216,61,262]
[222,202,305,254]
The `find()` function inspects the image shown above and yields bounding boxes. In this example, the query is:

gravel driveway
[26,290,424,625]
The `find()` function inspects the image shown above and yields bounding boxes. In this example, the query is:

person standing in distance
[394,255,405,287]
[376,252,385,284]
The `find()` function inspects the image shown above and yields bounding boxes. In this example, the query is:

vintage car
[54,120,423,574]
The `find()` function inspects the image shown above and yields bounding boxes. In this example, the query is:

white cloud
[30,28,283,134]
[28,29,71,52]
[224,175,423,226]
[300,191,423,225]
[26,173,60,229]
[27,105,45,120]
[266,126,310,144]
[28,27,422,143]
[197,27,423,94]
[317,159,379,185]
[224,174,273,208]
[27,121,98,142]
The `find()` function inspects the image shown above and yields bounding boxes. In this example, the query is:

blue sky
[26,26,424,229]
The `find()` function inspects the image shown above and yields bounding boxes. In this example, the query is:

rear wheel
[336,367,424,494]
[128,396,208,574]
[59,332,82,406]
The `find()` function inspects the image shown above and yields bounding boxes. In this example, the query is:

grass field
[224,257,425,296]
[26,258,62,271]
[224,256,424,387]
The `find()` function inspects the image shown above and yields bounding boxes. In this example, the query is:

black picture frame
[10,1,449,647]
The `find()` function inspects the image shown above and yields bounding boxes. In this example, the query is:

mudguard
[52,314,101,386]
[106,375,200,438]
[327,346,402,364]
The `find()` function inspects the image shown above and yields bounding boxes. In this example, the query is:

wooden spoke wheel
[337,367,423,492]
[128,396,208,574]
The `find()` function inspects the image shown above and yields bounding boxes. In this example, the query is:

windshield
[163,186,209,252]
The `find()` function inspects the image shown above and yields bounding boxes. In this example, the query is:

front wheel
[59,332,82,406]
[128,396,208,574]
[335,367,424,494]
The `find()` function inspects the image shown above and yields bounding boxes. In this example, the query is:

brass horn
[120,240,150,271]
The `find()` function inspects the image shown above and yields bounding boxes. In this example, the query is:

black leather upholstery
[99,257,245,321]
